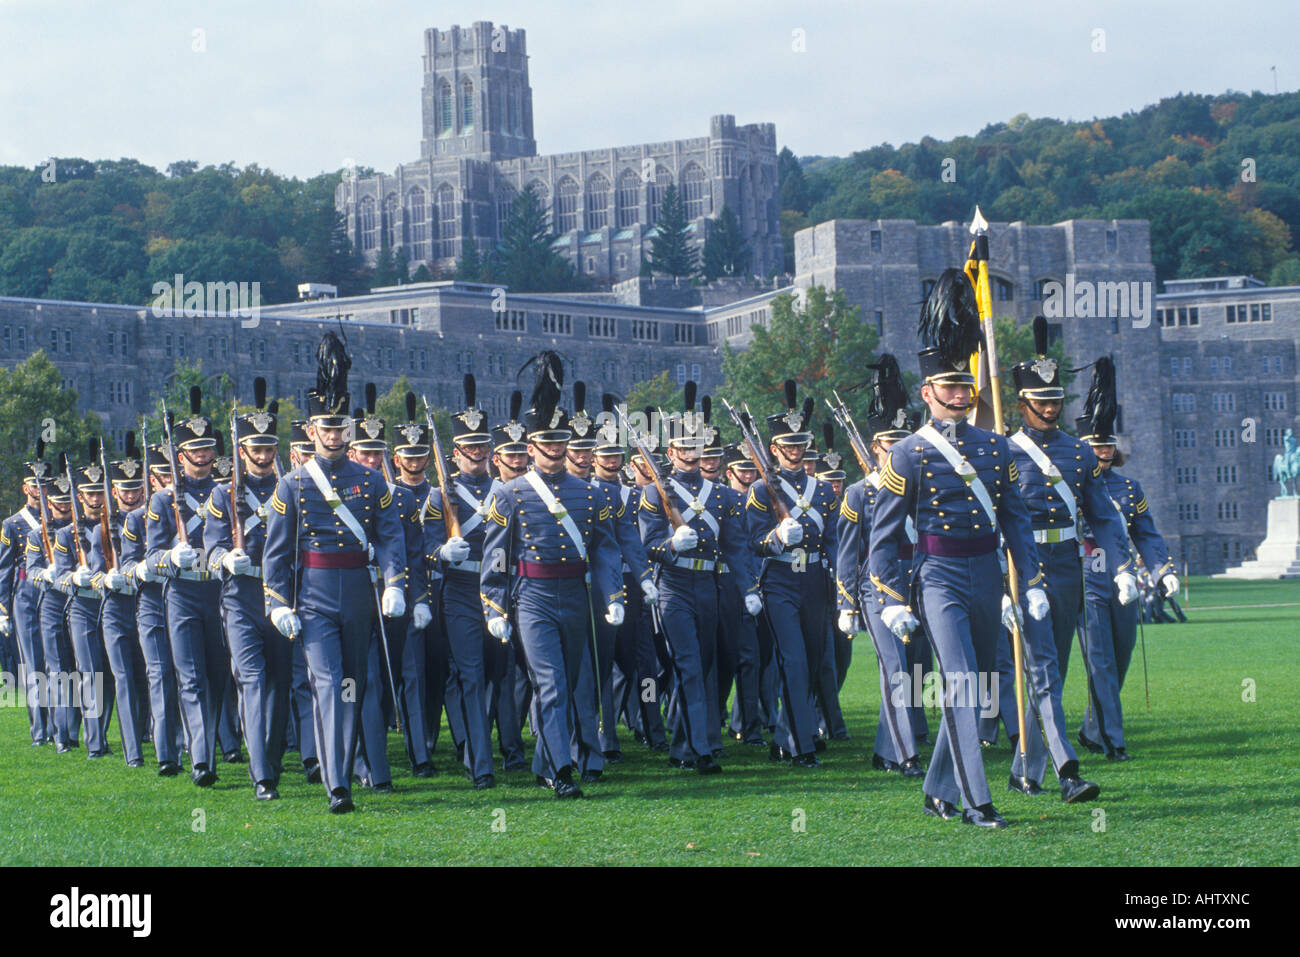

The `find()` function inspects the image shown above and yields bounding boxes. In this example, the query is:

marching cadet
[812,422,848,743]
[0,458,54,745]
[720,444,769,747]
[479,351,624,799]
[390,396,453,775]
[92,440,150,768]
[262,333,407,813]
[486,393,530,771]
[588,393,657,764]
[745,381,838,769]
[54,446,116,759]
[286,420,320,782]
[347,391,431,794]
[27,467,80,751]
[999,318,1116,802]
[1076,356,1176,760]
[868,269,1046,828]
[836,358,924,776]
[641,382,754,773]
[424,376,503,789]
[145,388,229,788]
[120,445,184,775]
[204,382,291,800]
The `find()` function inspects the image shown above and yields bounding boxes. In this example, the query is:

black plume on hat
[523,350,564,416]
[783,379,797,411]
[464,374,477,410]
[316,330,351,412]
[254,376,267,410]
[918,268,981,366]
[1032,314,1049,357]
[365,382,377,415]
[405,391,417,421]
[1082,355,1118,440]
[190,386,202,416]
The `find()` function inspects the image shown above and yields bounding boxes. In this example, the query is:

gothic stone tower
[420,21,537,162]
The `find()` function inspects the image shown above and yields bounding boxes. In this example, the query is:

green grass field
[2,577,1297,866]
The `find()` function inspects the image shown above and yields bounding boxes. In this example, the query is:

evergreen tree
[456,237,484,282]
[372,233,399,287]
[699,204,750,281]
[495,184,580,292]
[648,184,698,278]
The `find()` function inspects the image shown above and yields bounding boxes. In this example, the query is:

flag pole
[966,207,1030,771]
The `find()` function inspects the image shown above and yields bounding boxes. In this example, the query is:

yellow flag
[963,239,997,430]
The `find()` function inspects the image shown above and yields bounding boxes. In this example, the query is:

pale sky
[1,0,1296,178]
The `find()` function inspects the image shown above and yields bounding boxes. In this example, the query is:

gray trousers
[164,578,228,771]
[136,583,183,765]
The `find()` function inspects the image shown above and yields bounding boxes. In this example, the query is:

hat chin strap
[535,444,567,464]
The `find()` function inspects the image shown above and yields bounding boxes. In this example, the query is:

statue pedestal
[1216,498,1300,579]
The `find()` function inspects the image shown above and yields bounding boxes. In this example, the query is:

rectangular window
[107,332,115,356]
[1189,307,1199,326]
[1172,393,1195,413]
[1178,307,1188,327]
[1176,466,1198,485]
[1217,501,1239,521]
[1178,503,1200,522]
[1182,357,1192,375]
[1250,304,1261,322]
[16,327,24,350]
[177,334,186,357]
[674,323,694,344]
[255,339,266,363]
[1169,357,1179,377]
[50,330,59,353]
[1261,303,1271,322]
[1209,357,1218,376]
[2,326,10,350]
[1174,430,1197,449]
[208,336,215,359]
[630,320,659,342]
[587,316,616,338]
[870,229,882,252]
[1216,465,1238,484]
[541,312,572,335]
[676,364,687,385]
[1226,304,1237,324]
[1106,229,1118,252]
[1210,393,1234,412]
[1264,392,1287,411]
[164,333,173,358]
[874,309,884,336]
[1214,429,1237,448]
[691,363,701,382]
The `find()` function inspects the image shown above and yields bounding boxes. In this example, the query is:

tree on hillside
[494,184,580,292]
[648,184,697,278]
[699,205,750,281]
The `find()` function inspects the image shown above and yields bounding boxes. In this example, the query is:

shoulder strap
[304,458,369,551]
[776,474,824,532]
[668,477,720,538]
[523,470,588,562]
[1011,431,1077,524]
[917,424,998,527]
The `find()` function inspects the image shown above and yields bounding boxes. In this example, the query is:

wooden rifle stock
[422,395,461,539]
[617,407,683,528]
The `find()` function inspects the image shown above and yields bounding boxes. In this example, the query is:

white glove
[837,610,858,635]
[1160,573,1180,597]
[605,602,625,626]
[169,542,197,569]
[670,524,698,553]
[411,602,432,630]
[271,606,301,639]
[880,604,919,640]
[222,548,253,576]
[33,567,50,585]
[438,536,471,564]
[73,565,93,588]
[487,616,512,642]
[381,586,406,618]
[640,579,659,603]
[744,593,763,617]
[103,569,128,593]
[0,615,10,638]
[1001,594,1024,632]
[1027,587,1051,620]
[134,561,159,583]
[776,517,803,546]
[1114,572,1139,606]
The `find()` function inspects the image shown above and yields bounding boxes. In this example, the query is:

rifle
[228,404,245,554]
[616,405,683,529]
[96,437,117,571]
[720,397,791,522]
[825,389,875,476]
[160,401,188,547]
[61,451,87,567]
[421,395,461,539]
[32,440,55,564]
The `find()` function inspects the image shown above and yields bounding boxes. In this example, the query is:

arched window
[616,169,640,228]
[1033,277,1060,301]
[585,172,610,231]
[681,163,707,219]
[382,193,399,250]
[405,187,427,260]
[496,184,516,239]
[647,165,673,225]
[461,76,474,129]
[438,80,453,134]
[438,184,456,257]
[994,277,1014,302]
[359,195,377,251]
[556,176,579,233]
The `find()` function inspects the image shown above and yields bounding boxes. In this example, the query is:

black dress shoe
[88,749,111,759]
[668,756,696,770]
[962,804,1009,829]
[711,746,726,759]
[1077,732,1105,755]
[769,743,793,763]
[916,733,933,746]
[192,766,217,788]
[303,759,322,784]
[1008,774,1046,796]
[650,740,669,753]
[255,782,280,801]
[1060,776,1100,803]
[922,794,959,820]
[158,761,181,777]
[581,769,602,783]
[872,753,902,773]
[329,789,354,814]
[126,758,145,768]
[743,737,768,748]
[792,753,821,769]
[503,757,528,772]
[553,767,583,800]
[633,729,648,746]
[832,731,851,741]
[900,756,925,778]
[729,728,745,742]
[813,737,827,753]
[603,749,624,764]
[371,781,395,794]
[411,761,437,778]
[223,749,245,764]
[1108,747,1134,762]
[55,743,72,754]
[696,754,722,775]
[536,774,554,789]
[473,774,495,790]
